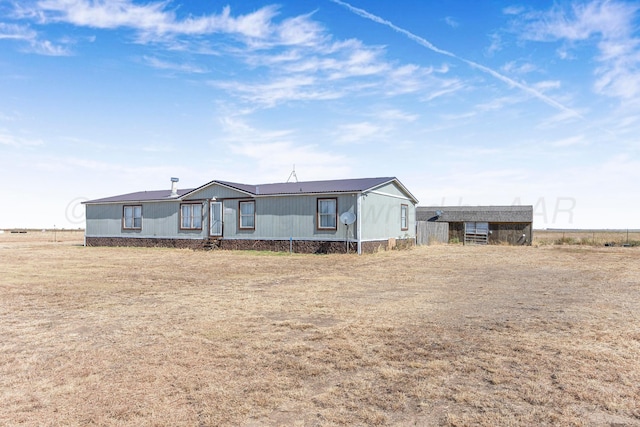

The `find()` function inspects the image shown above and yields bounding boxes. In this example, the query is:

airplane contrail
[330,0,586,121]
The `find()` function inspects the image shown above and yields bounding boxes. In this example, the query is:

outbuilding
[416,205,533,245]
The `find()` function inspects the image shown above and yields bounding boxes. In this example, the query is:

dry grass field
[1,230,640,426]
[534,229,640,246]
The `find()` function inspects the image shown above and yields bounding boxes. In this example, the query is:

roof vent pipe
[171,177,179,197]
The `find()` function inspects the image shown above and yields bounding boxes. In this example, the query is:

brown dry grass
[534,229,640,246]
[0,230,82,245]
[1,231,640,426]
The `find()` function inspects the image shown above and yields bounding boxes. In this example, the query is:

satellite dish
[340,211,356,225]
[340,212,356,254]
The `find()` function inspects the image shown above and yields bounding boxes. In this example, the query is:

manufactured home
[83,177,418,254]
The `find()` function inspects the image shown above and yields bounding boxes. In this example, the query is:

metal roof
[83,189,195,204]
[416,206,533,223]
[84,177,418,204]
[210,177,398,196]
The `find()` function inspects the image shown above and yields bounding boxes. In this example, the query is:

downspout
[357,193,362,255]
[83,204,87,247]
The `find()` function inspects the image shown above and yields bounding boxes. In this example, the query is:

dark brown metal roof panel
[252,177,397,195]
[84,189,194,204]
[84,177,413,204]
[213,181,258,194]
[187,177,400,197]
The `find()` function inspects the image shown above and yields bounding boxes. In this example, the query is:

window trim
[122,205,142,230]
[317,198,338,230]
[401,204,409,231]
[238,200,256,230]
[179,202,203,231]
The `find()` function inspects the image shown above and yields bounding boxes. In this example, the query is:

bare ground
[1,231,639,426]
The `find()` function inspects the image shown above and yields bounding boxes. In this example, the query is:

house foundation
[85,237,415,254]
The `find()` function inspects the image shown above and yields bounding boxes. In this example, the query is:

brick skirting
[85,237,204,249]
[85,237,415,254]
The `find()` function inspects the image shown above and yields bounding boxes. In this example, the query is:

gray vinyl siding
[86,201,204,239]
[369,182,407,198]
[183,184,251,201]
[84,194,358,241]
[85,203,122,237]
[360,190,416,241]
[222,194,357,241]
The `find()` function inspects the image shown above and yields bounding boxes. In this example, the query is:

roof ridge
[83,177,414,204]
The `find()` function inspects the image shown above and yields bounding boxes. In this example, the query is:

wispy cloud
[374,109,418,122]
[439,111,477,121]
[0,22,34,40]
[32,156,178,179]
[475,95,524,113]
[333,108,421,145]
[502,60,538,74]
[142,56,209,74]
[0,130,44,147]
[551,135,587,147]
[5,1,462,111]
[0,22,69,55]
[421,79,465,102]
[516,1,636,41]
[231,140,347,178]
[503,6,525,16]
[219,116,348,180]
[514,0,640,99]
[211,39,452,107]
[485,33,503,56]
[330,0,587,120]
[335,121,384,144]
[0,112,18,122]
[271,12,328,48]
[536,108,587,129]
[443,17,459,28]
[29,38,70,55]
[21,1,280,43]
[383,63,461,99]
[533,80,561,91]
[210,76,342,107]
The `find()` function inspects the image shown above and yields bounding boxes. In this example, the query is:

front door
[210,201,223,237]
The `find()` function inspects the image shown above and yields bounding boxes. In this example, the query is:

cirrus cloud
[514,0,640,99]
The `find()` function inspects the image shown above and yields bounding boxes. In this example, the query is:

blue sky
[1,0,639,229]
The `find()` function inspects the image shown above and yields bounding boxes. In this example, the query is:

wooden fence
[416,222,449,245]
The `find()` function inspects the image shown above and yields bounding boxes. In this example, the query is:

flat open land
[534,229,640,246]
[1,231,640,426]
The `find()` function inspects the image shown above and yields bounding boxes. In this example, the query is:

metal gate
[464,222,489,245]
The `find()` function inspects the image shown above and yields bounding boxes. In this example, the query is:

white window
[181,203,202,230]
[239,201,255,229]
[317,198,337,230]
[123,205,142,229]
[401,204,408,231]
